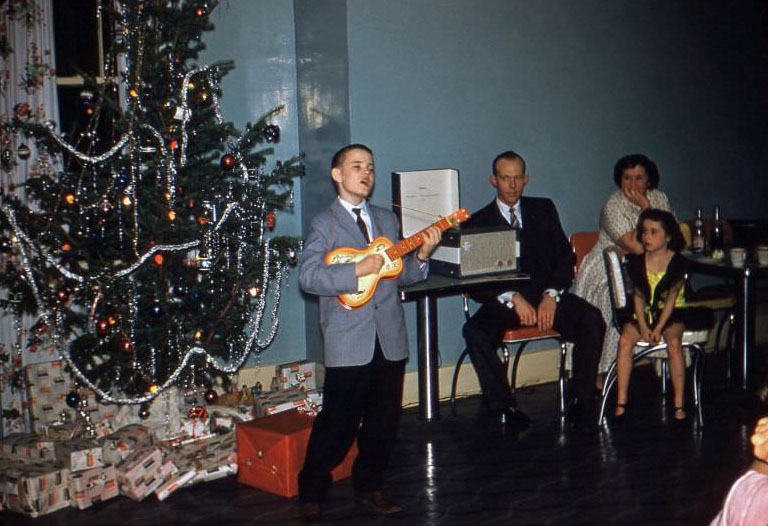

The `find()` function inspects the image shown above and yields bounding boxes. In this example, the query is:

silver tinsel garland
[2,196,290,405]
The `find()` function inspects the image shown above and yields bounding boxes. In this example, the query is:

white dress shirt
[338,197,374,239]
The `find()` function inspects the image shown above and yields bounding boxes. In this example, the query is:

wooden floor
[5,351,766,525]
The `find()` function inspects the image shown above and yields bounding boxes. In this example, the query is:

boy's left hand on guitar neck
[416,225,443,262]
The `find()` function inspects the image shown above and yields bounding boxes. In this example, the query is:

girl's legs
[662,321,686,420]
[616,322,641,416]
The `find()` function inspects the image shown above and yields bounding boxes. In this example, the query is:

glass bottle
[692,207,705,254]
[711,205,724,255]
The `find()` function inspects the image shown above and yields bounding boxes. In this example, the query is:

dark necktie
[510,209,520,229]
[352,207,371,244]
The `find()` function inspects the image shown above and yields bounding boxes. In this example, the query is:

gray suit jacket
[299,199,428,367]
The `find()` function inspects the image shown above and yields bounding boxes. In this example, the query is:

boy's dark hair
[331,144,373,171]
[636,208,685,252]
[613,154,660,189]
[492,150,526,176]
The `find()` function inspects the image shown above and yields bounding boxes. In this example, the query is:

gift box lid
[237,408,313,436]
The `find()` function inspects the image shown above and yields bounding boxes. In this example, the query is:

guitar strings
[366,197,444,219]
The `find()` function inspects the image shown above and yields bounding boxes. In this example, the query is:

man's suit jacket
[299,199,427,367]
[465,196,575,306]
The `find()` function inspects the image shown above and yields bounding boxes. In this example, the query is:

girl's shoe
[613,403,628,423]
[673,406,687,422]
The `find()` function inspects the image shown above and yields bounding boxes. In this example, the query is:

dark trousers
[298,341,406,502]
[463,292,605,411]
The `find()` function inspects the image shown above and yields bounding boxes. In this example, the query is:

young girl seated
[614,209,699,421]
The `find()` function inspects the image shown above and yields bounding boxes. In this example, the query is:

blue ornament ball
[65,391,80,408]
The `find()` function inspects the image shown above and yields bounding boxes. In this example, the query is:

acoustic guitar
[325,208,470,309]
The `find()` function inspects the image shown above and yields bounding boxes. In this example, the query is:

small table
[686,254,768,389]
[399,272,530,422]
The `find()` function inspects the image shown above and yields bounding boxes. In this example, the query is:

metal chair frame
[597,248,708,427]
[449,295,568,416]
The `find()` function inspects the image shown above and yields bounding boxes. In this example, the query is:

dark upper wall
[345,0,768,365]
[347,0,768,227]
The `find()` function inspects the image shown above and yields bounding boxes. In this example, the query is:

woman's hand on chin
[623,188,650,210]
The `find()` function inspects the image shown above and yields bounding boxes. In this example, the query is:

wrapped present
[115,447,166,501]
[237,409,357,498]
[277,360,319,392]
[162,431,237,491]
[179,405,210,438]
[99,424,155,465]
[212,415,236,431]
[45,421,77,441]
[54,438,104,472]
[166,432,237,472]
[155,469,197,501]
[160,458,178,478]
[208,404,249,432]
[70,465,118,509]
[25,360,72,433]
[306,389,323,410]
[79,390,118,428]
[192,462,237,483]
[0,433,57,463]
[253,389,308,418]
[161,433,215,448]
[0,457,71,517]
[25,360,117,435]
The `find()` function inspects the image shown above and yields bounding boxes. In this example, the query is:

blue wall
[204,0,768,369]
[202,1,306,365]
[345,0,768,365]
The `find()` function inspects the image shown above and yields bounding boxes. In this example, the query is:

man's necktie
[510,210,520,229]
[352,207,371,244]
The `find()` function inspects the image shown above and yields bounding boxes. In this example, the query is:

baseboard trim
[234,310,765,408]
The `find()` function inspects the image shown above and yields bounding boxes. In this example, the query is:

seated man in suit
[463,150,605,430]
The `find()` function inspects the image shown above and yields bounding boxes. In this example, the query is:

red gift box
[236,409,357,498]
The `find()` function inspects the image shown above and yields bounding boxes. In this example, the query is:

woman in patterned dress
[572,154,674,376]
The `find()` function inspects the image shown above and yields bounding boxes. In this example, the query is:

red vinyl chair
[449,232,598,417]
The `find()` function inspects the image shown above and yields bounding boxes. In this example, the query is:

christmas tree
[0,0,303,409]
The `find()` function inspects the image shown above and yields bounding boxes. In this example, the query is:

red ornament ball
[220,153,236,170]
[204,389,219,404]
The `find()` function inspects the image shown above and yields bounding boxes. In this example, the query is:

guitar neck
[385,216,456,261]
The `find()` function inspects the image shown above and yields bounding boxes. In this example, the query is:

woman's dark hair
[613,154,660,189]
[635,208,685,252]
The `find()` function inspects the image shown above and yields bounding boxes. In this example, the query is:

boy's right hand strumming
[355,254,384,277]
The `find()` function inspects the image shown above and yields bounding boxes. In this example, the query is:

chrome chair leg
[598,360,620,426]
[690,343,705,427]
[559,342,568,417]
[509,342,527,398]
[725,313,735,382]
[450,348,470,410]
